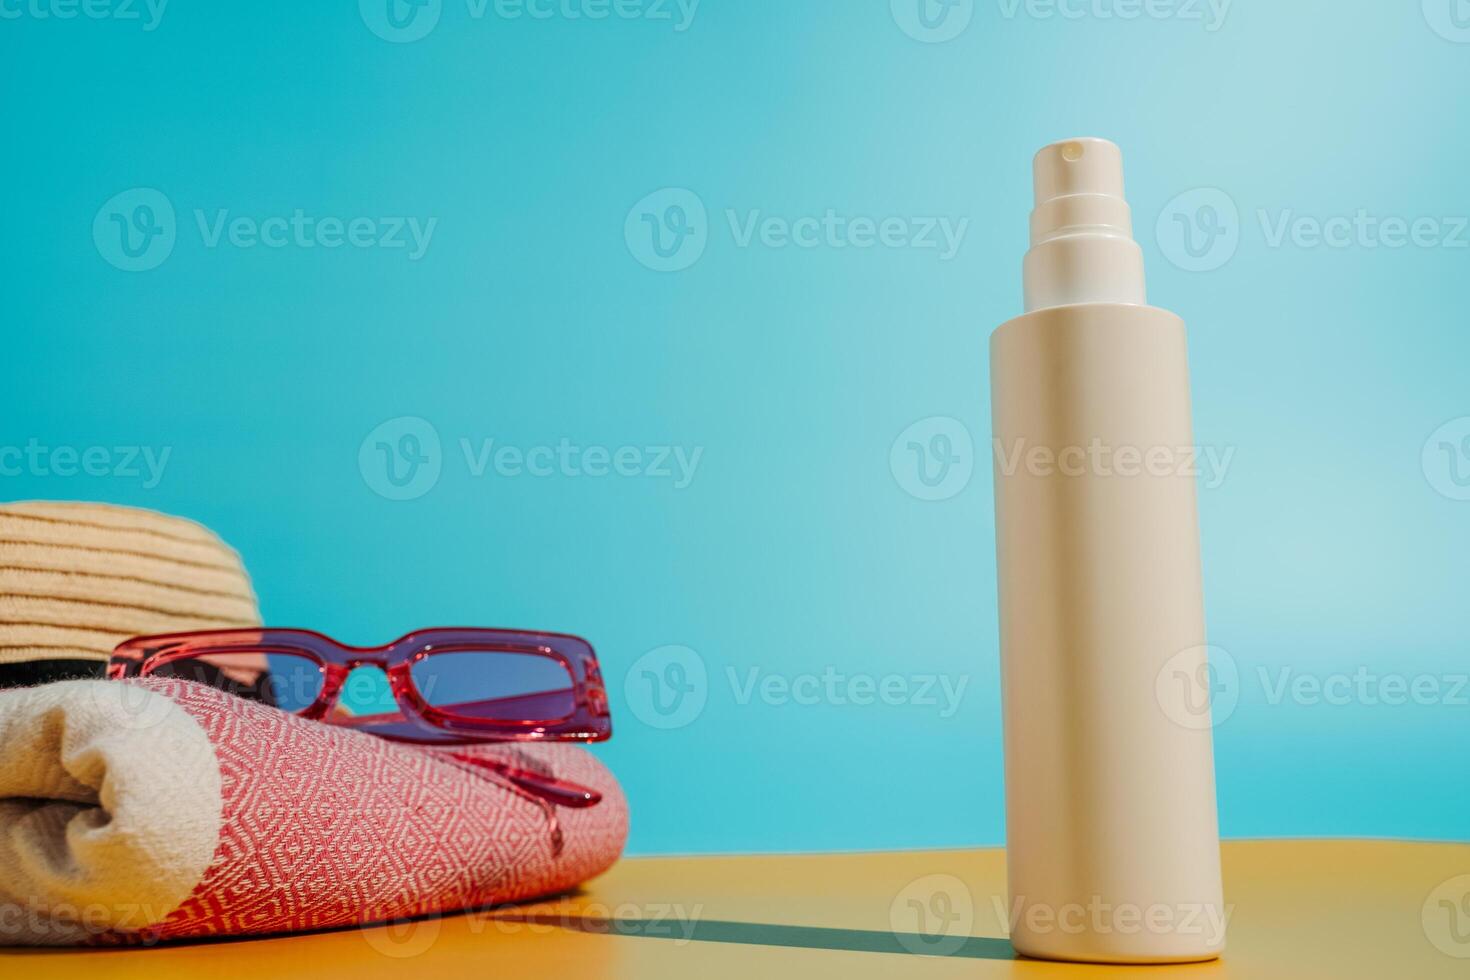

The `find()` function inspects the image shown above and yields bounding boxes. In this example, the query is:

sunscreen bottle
[990,137,1226,964]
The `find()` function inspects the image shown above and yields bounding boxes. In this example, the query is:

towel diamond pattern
[131,678,627,942]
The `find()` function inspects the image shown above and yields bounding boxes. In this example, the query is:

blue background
[3,1,1468,854]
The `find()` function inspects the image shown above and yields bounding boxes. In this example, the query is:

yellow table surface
[6,839,1468,979]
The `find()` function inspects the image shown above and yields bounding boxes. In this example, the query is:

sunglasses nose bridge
[340,658,402,695]
[326,659,411,719]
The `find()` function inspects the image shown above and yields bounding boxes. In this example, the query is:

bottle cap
[1022,138,1147,312]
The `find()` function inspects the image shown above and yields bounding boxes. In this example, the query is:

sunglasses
[108,626,612,743]
[108,628,613,851]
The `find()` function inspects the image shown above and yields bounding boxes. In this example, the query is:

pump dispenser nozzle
[1022,137,1147,312]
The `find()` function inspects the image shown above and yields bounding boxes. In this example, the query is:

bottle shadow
[483,911,1016,960]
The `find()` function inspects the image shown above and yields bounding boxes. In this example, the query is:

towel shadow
[484,911,1016,960]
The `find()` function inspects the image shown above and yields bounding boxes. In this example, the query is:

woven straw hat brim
[0,502,261,666]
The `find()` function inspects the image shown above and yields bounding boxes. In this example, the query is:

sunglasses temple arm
[446,753,603,809]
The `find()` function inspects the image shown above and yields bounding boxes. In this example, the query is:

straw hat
[0,501,260,669]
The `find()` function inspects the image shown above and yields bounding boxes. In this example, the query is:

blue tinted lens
[411,650,575,722]
[150,651,323,713]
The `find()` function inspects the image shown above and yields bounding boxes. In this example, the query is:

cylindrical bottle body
[990,302,1225,964]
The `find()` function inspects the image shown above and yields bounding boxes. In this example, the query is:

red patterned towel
[0,678,628,945]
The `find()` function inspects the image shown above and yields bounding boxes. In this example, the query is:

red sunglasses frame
[107,627,612,746]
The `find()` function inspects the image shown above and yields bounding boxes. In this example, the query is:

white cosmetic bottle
[990,138,1226,964]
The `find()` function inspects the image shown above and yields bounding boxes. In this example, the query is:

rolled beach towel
[0,501,260,683]
[0,678,628,945]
